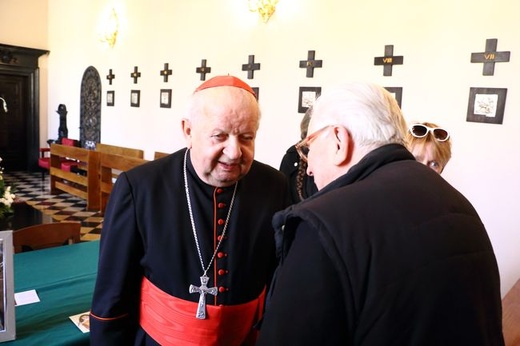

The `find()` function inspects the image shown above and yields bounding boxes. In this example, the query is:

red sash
[140,277,265,346]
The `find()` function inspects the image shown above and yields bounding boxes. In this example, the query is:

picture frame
[130,90,140,108]
[298,87,321,113]
[252,87,259,101]
[106,91,115,107]
[384,87,403,108]
[467,87,507,124]
[0,231,15,342]
[160,89,172,108]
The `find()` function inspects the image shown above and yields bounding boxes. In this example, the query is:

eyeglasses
[295,125,333,162]
[409,124,450,142]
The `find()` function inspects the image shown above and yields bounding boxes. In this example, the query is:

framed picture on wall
[466,87,507,124]
[0,231,15,342]
[130,90,140,108]
[252,87,259,101]
[107,91,115,107]
[298,87,321,113]
[384,87,402,108]
[160,89,172,108]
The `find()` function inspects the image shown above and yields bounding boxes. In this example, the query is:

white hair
[310,82,407,150]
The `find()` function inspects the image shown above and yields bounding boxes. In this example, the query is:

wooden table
[0,201,53,231]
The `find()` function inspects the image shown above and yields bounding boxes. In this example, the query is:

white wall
[2,0,519,297]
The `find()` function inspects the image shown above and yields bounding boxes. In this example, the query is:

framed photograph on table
[0,231,15,342]
[160,89,172,108]
[106,91,115,107]
[467,87,507,124]
[130,90,140,108]
[384,87,403,108]
[298,87,321,113]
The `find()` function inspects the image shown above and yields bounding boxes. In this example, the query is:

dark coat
[258,144,504,346]
[90,148,289,345]
[279,145,318,204]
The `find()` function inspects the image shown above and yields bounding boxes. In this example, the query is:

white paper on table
[14,289,40,306]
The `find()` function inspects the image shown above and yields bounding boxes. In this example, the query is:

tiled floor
[3,171,102,241]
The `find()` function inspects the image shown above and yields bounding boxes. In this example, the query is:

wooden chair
[13,222,81,253]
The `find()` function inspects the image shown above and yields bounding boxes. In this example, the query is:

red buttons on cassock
[217,219,225,225]
[218,269,227,276]
[217,252,227,258]
[218,202,226,209]
[218,287,228,293]
[216,188,223,194]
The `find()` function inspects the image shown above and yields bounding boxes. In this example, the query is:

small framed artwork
[384,87,403,108]
[298,87,321,113]
[107,91,115,107]
[252,87,259,101]
[160,89,172,108]
[0,231,15,342]
[130,90,140,108]
[467,87,507,124]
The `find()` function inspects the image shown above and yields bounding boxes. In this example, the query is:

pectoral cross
[189,275,218,319]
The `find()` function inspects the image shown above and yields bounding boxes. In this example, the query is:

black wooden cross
[196,59,212,81]
[130,66,141,84]
[299,50,323,78]
[471,38,510,76]
[374,45,404,76]
[106,69,115,85]
[160,63,173,82]
[242,55,261,79]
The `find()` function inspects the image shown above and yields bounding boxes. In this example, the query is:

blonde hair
[406,121,452,169]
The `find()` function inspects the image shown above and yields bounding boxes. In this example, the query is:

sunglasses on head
[409,124,450,142]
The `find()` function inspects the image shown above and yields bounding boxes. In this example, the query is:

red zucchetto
[194,75,256,98]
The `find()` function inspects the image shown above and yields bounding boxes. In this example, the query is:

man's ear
[332,126,353,166]
[181,118,193,148]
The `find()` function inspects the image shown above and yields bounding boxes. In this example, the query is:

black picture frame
[252,87,259,101]
[384,87,403,108]
[0,231,15,342]
[298,87,321,113]
[130,90,140,108]
[160,89,172,108]
[106,90,115,107]
[467,87,507,124]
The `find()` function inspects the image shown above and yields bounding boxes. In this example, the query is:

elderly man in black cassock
[90,76,289,345]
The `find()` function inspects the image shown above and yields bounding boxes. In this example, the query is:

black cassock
[90,148,289,345]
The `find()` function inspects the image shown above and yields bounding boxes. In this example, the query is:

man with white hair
[258,82,504,345]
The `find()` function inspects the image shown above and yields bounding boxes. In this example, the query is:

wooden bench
[503,278,520,346]
[49,144,100,211]
[154,151,170,160]
[99,152,148,213]
[96,143,144,158]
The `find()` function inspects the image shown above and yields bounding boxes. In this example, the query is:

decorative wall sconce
[248,0,279,23]
[100,8,119,48]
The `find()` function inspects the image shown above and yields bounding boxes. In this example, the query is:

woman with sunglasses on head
[406,121,452,174]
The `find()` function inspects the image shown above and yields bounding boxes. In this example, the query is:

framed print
[252,87,259,101]
[298,87,321,114]
[130,90,140,108]
[106,91,115,107]
[160,89,172,108]
[467,87,507,124]
[0,231,15,342]
[384,87,402,108]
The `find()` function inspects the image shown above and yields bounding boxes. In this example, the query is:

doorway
[0,44,48,172]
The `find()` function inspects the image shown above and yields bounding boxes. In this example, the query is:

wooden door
[0,73,29,171]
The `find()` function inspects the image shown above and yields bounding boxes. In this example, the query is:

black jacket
[259,144,504,346]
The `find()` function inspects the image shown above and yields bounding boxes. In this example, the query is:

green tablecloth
[5,240,99,345]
